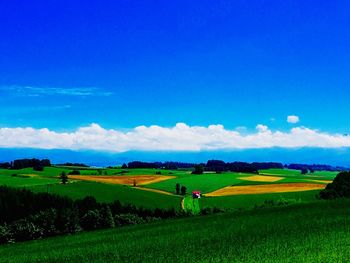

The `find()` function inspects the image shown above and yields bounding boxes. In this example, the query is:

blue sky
[0,1,350,154]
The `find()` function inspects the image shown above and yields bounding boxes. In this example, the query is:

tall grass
[1,199,350,262]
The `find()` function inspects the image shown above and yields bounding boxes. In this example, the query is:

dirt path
[133,187,175,196]
[307,179,332,184]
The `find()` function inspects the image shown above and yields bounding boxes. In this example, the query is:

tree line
[124,160,284,173]
[125,161,196,169]
[0,186,180,244]
[0,158,51,170]
[285,163,347,172]
[204,160,284,173]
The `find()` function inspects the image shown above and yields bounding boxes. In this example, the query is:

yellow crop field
[239,175,284,182]
[205,183,326,197]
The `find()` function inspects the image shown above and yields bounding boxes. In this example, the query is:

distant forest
[125,160,347,173]
[0,158,347,173]
[0,158,51,171]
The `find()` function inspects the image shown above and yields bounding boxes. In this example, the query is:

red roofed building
[192,191,201,199]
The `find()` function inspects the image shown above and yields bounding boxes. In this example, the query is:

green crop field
[259,168,338,180]
[1,199,350,263]
[28,181,182,210]
[145,172,250,194]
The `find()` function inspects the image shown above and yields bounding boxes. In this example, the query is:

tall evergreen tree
[176,183,180,195]
[60,172,68,184]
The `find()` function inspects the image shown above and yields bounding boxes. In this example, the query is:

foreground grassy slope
[1,199,350,262]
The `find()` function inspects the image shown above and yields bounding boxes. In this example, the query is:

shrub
[0,224,13,244]
[114,214,145,226]
[55,209,81,234]
[75,196,98,216]
[80,210,101,231]
[68,170,80,175]
[99,205,115,228]
[30,209,57,237]
[10,219,43,241]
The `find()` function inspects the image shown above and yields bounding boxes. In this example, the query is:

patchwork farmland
[1,162,349,262]
[0,165,336,211]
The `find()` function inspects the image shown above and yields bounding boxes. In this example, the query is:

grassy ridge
[1,199,350,262]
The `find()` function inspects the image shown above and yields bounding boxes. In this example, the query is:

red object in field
[192,191,201,198]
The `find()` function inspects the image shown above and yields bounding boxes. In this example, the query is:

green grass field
[1,199,350,262]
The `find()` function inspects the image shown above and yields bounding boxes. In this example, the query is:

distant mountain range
[0,147,349,167]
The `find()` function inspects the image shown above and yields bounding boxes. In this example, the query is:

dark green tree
[176,183,180,195]
[192,164,204,174]
[180,186,187,195]
[320,171,350,199]
[301,168,308,175]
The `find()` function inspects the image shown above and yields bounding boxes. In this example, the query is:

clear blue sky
[1,0,349,133]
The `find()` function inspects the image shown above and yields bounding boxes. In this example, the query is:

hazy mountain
[0,148,349,167]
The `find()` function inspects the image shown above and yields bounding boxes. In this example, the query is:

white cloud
[256,124,269,133]
[287,115,300,124]
[0,123,350,152]
[0,86,113,97]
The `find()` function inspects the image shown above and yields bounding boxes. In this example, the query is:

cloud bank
[0,123,349,152]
